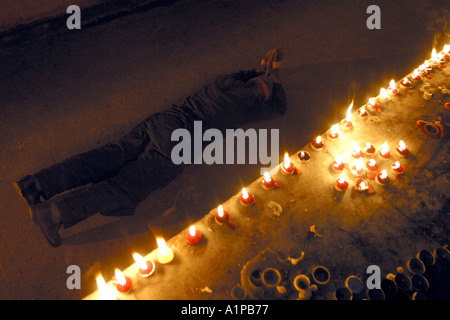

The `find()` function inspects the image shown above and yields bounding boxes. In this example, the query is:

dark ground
[0,0,448,299]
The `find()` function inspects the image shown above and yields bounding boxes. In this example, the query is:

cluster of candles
[331,140,408,193]
[93,44,448,300]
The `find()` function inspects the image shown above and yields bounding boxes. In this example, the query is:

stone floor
[0,0,448,300]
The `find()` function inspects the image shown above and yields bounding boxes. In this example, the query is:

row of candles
[94,45,449,299]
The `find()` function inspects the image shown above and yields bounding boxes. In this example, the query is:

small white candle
[157,237,174,264]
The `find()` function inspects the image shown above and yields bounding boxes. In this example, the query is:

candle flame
[156,237,169,257]
[431,48,438,61]
[189,225,197,237]
[418,64,426,72]
[380,88,390,100]
[413,69,420,77]
[365,142,372,149]
[132,253,148,271]
[381,141,389,155]
[264,171,272,183]
[315,136,322,144]
[399,140,406,151]
[346,100,354,122]
[114,269,127,286]
[425,60,430,68]
[330,123,340,135]
[444,45,450,54]
[393,161,401,169]
[380,169,388,179]
[96,274,116,300]
[352,141,360,153]
[402,77,410,84]
[242,187,249,199]
[335,155,342,164]
[369,159,376,166]
[283,152,290,168]
[360,181,367,190]
[389,80,397,91]
[338,174,346,184]
[217,205,224,218]
[356,158,364,170]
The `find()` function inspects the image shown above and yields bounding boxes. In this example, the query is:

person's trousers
[34,122,185,228]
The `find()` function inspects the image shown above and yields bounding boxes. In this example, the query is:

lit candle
[156,237,174,264]
[262,171,281,189]
[240,187,255,206]
[96,274,116,300]
[340,101,354,130]
[280,152,297,174]
[351,158,365,178]
[418,64,428,75]
[214,205,236,231]
[365,159,379,180]
[328,124,340,139]
[354,179,369,193]
[429,49,440,68]
[379,88,390,102]
[375,169,390,186]
[424,60,433,73]
[335,174,349,192]
[390,161,405,179]
[133,253,155,278]
[113,269,132,294]
[366,97,380,114]
[358,107,368,119]
[331,155,345,172]
[363,142,376,156]
[351,141,364,159]
[310,135,324,150]
[400,77,411,88]
[379,141,391,160]
[442,45,450,61]
[411,69,421,82]
[297,150,311,162]
[388,79,398,95]
[185,225,202,245]
[396,140,409,158]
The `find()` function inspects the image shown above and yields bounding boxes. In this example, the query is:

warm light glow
[355,158,364,170]
[444,45,450,54]
[380,170,388,179]
[242,188,249,200]
[330,124,340,135]
[369,159,377,167]
[389,80,397,91]
[381,141,389,155]
[366,142,372,149]
[114,269,127,286]
[338,174,346,184]
[315,136,322,144]
[402,77,410,84]
[346,100,354,122]
[393,161,401,169]
[217,205,224,218]
[380,88,390,100]
[398,140,406,151]
[264,171,272,183]
[425,60,430,68]
[284,153,290,168]
[156,237,169,257]
[352,141,361,153]
[96,274,116,300]
[335,155,343,164]
[412,69,420,78]
[133,253,148,271]
[189,225,197,237]
[360,181,367,189]
[431,48,438,62]
[418,64,426,72]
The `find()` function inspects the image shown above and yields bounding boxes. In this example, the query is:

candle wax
[138,260,155,277]
[186,226,202,245]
